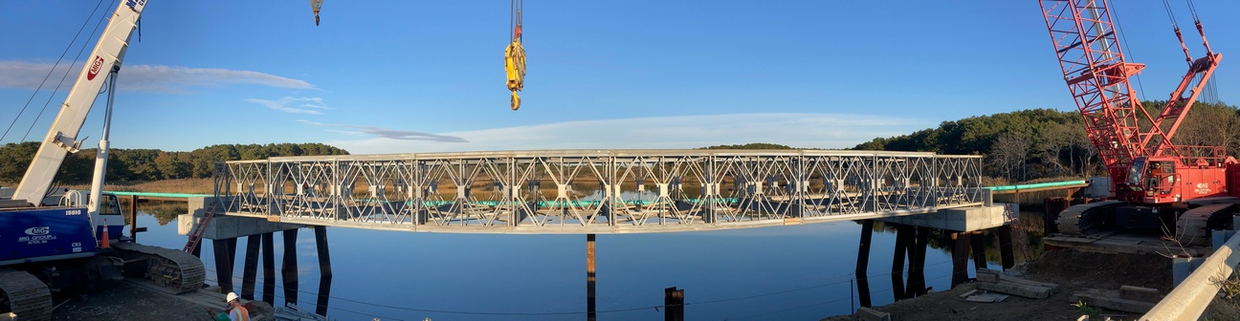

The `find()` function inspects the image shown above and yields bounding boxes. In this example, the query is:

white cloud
[299,120,468,143]
[0,60,314,93]
[324,113,929,155]
[248,97,330,115]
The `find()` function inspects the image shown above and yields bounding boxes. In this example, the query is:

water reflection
[125,202,1046,320]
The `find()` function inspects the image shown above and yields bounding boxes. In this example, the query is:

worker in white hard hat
[226,292,250,321]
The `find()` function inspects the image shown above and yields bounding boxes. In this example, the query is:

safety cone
[101,218,110,249]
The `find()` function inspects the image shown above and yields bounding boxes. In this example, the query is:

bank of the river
[824,248,1240,320]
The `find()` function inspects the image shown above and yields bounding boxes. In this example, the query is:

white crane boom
[12,0,147,205]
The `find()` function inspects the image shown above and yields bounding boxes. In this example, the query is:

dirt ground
[50,280,218,321]
[824,248,1240,321]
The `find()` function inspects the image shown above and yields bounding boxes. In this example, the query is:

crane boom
[1038,0,1152,185]
[12,0,147,205]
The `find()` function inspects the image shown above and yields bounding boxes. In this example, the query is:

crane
[1037,0,1236,242]
[2,1,528,318]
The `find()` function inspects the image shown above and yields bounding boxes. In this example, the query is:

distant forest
[0,143,348,184]
[5,102,1238,185]
[851,101,1240,181]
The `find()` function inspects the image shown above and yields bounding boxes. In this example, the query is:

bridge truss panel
[216,150,984,234]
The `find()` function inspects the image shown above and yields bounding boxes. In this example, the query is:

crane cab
[1124,156,1228,204]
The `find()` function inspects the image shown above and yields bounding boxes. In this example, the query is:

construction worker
[226,292,250,321]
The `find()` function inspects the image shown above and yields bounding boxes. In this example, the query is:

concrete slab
[177,197,302,240]
[877,205,1009,232]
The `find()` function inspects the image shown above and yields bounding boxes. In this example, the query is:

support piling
[891,224,910,301]
[970,232,987,271]
[314,226,332,316]
[261,232,275,304]
[282,229,299,306]
[241,235,260,300]
[998,225,1015,269]
[855,220,874,307]
[212,238,238,294]
[587,234,596,321]
[951,232,970,288]
[909,226,929,297]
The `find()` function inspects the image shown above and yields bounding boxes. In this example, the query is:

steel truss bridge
[212,149,986,233]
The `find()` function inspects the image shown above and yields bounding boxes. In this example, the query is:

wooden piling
[999,225,1015,269]
[314,226,332,316]
[282,229,299,306]
[891,224,910,300]
[587,234,596,321]
[261,232,275,304]
[212,238,237,294]
[241,235,260,300]
[909,226,930,297]
[970,232,987,271]
[951,232,970,288]
[664,287,684,321]
[855,220,874,307]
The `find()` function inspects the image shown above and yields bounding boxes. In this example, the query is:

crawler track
[113,243,205,294]
[0,268,52,321]
[1176,203,1240,246]
[1056,200,1123,236]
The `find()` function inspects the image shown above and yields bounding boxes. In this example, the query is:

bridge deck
[213,149,988,234]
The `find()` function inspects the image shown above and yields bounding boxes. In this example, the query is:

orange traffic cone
[101,218,110,249]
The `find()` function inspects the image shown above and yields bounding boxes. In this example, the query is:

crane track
[113,243,205,294]
[0,268,52,321]
[1176,202,1240,246]
[1056,200,1124,236]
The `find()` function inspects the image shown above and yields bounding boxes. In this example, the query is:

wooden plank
[1119,285,1162,302]
[1072,288,1156,313]
[977,269,1000,283]
[976,280,1056,299]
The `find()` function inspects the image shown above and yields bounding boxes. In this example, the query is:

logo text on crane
[86,56,104,81]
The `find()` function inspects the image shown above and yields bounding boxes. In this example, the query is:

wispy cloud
[299,120,468,143]
[248,97,331,115]
[0,60,314,93]
[324,113,929,155]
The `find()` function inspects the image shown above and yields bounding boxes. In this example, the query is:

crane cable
[505,0,526,111]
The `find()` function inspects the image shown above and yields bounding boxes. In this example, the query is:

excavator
[1036,0,1237,244]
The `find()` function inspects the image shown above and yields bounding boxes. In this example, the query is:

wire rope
[20,0,118,143]
[1,0,111,143]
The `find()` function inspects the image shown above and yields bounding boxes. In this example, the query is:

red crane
[1037,0,1236,241]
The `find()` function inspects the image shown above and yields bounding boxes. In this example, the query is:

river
[131,203,1043,320]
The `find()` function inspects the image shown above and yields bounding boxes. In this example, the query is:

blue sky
[3,1,1238,154]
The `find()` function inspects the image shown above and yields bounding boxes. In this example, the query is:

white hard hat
[226,292,239,303]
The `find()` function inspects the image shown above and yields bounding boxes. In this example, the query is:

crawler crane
[1037,0,1238,243]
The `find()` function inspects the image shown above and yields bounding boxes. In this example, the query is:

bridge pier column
[890,224,911,301]
[855,220,874,307]
[970,231,987,271]
[241,235,261,300]
[951,232,970,288]
[315,226,333,316]
[587,234,596,321]
[212,238,238,294]
[282,229,299,306]
[262,232,275,305]
[999,225,1015,269]
[908,226,930,297]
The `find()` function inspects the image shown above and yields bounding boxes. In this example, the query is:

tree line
[852,101,1240,181]
[0,142,349,184]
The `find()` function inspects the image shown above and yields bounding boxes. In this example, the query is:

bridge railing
[213,149,985,233]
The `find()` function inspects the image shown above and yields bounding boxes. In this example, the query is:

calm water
[131,204,1032,320]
